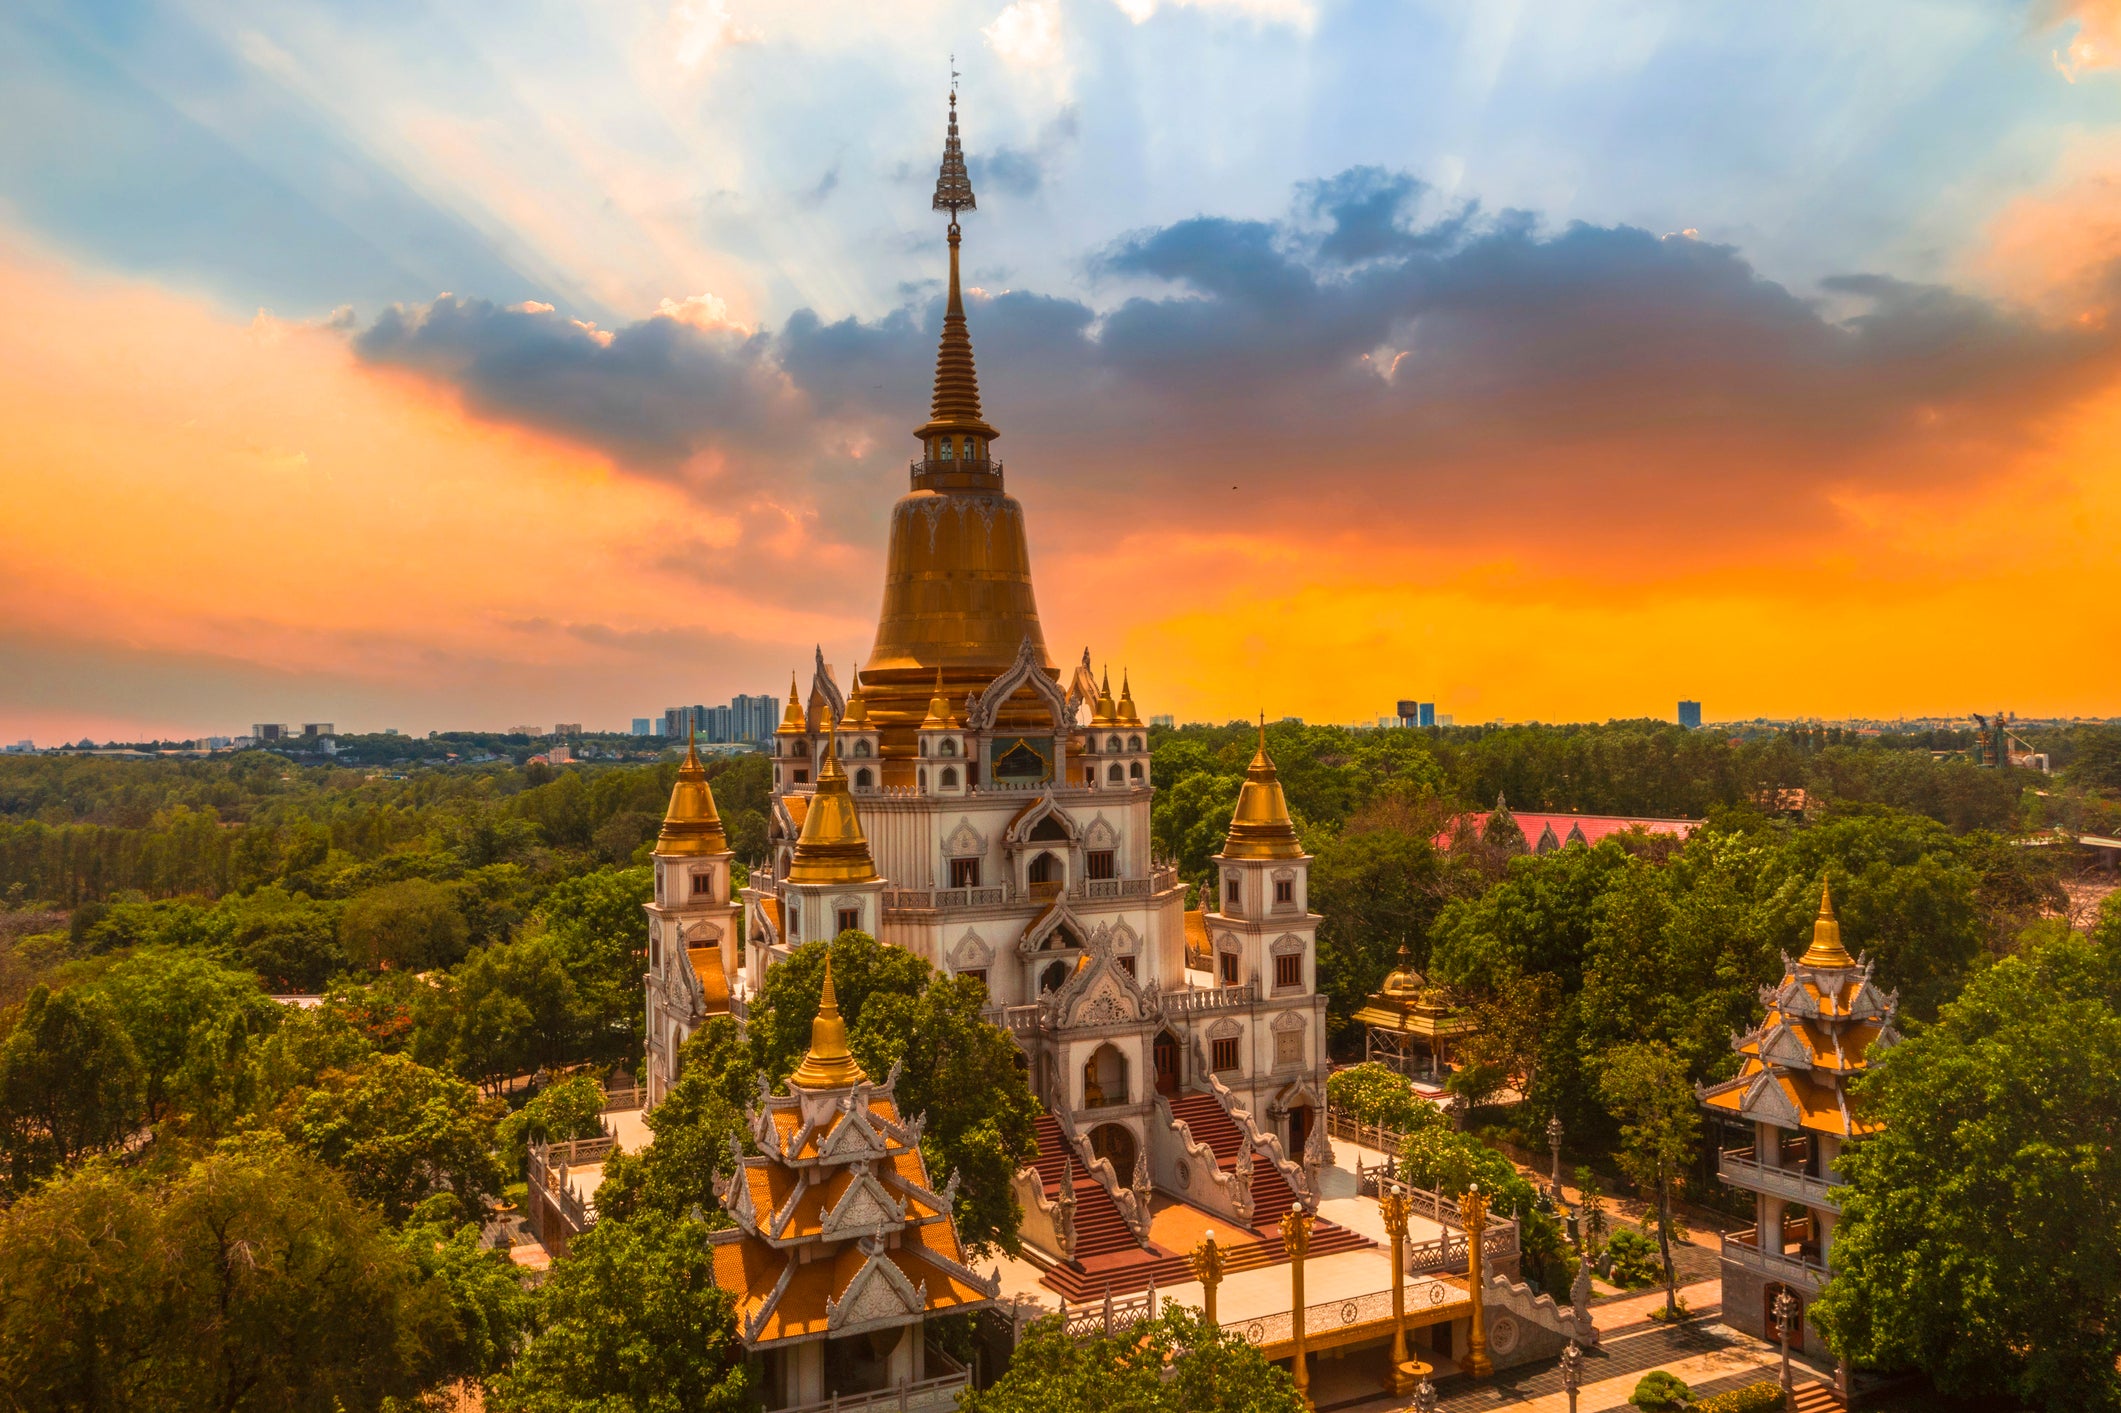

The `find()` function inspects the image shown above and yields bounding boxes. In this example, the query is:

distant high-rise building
[1149,714,1174,729]
[1678,700,1703,729]
[252,723,293,741]
[1391,701,1436,728]
[632,718,653,736]
[661,694,779,745]
[555,722,583,737]
[301,723,334,738]
[652,718,668,737]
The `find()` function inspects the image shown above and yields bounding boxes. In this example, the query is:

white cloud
[671,1,761,71]
[985,0,1065,68]
[1110,0,1316,28]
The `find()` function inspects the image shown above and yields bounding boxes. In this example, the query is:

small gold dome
[785,724,881,886]
[1116,670,1141,727]
[1091,667,1117,727]
[776,675,807,735]
[1222,717,1304,861]
[921,668,958,730]
[1799,880,1856,969]
[842,679,871,729]
[789,953,868,1090]
[656,727,728,856]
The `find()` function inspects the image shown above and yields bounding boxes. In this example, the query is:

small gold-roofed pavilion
[1698,880,1899,1358]
[1222,719,1305,861]
[654,724,729,857]
[1352,944,1476,1078]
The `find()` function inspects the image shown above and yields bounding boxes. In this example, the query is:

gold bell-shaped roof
[655,725,729,856]
[842,676,871,729]
[786,724,882,886]
[1117,669,1141,727]
[1223,717,1305,861]
[1799,880,1856,969]
[789,953,869,1090]
[776,675,806,735]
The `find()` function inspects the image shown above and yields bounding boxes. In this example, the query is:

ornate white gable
[827,1246,925,1333]
[950,930,995,969]
[1082,815,1118,849]
[965,636,1069,731]
[1736,1072,1801,1127]
[822,1171,904,1239]
[943,818,988,857]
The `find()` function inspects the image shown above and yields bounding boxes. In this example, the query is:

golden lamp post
[1378,1187,1434,1395]
[1282,1203,1314,1406]
[1190,1230,1227,1328]
[1461,1184,1495,1379]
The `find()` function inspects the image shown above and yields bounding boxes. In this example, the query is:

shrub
[1327,1061,1444,1134]
[1631,1369,1691,1410]
[1693,1383,1783,1413]
[1605,1227,1660,1288]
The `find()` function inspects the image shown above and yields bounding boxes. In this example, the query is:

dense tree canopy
[961,1306,1306,1413]
[1814,921,2121,1413]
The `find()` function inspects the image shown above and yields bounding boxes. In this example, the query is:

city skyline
[6,2,2121,740]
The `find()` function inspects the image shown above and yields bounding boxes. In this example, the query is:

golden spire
[789,952,868,1090]
[777,674,806,734]
[842,669,871,728]
[656,720,729,856]
[1223,714,1304,860]
[921,667,957,729]
[918,90,996,446]
[786,720,881,885]
[1117,669,1140,726]
[1092,667,1117,726]
[1800,879,1856,969]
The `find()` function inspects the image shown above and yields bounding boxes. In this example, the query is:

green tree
[490,1211,752,1413]
[282,1052,504,1223]
[0,1138,465,1412]
[1599,1042,1698,1318]
[394,1194,533,1391]
[0,984,143,1188]
[960,1305,1306,1413]
[1309,821,1451,1050]
[1325,1061,1443,1133]
[1150,770,1243,891]
[1812,930,2121,1412]
[594,1018,751,1227]
[341,878,470,972]
[91,947,280,1123]
[496,1072,607,1178]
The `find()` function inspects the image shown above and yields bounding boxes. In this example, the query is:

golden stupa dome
[655,727,729,857]
[1799,880,1856,969]
[785,725,881,887]
[776,675,807,735]
[1222,718,1304,861]
[789,953,868,1090]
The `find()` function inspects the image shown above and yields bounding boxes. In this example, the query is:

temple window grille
[1212,1037,1240,1073]
[950,857,982,888]
[1086,850,1115,880]
[1275,953,1302,989]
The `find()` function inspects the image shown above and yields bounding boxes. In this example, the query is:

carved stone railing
[1081,877,1155,900]
[779,1366,971,1413]
[1047,1097,1152,1244]
[1719,1146,1843,1212]
[1224,1282,1456,1351]
[1353,1163,1521,1274]
[884,884,1014,911]
[1149,1093,1254,1227]
[1161,982,1258,1018]
[1012,1162,1076,1263]
[1722,1227,1828,1287]
[1060,1287,1159,1341]
[526,1137,613,1236]
[1204,1070,1315,1211]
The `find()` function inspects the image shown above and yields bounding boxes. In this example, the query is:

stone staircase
[1031,1113,1149,1263]
[1791,1380,1844,1413]
[1166,1092,1303,1220]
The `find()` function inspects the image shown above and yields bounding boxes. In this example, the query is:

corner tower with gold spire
[861,90,1055,761]
[644,727,738,1106]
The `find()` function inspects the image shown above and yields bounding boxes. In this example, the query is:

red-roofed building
[1433,810,1700,854]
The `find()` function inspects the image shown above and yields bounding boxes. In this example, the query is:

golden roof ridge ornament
[1799,878,1856,969]
[1223,713,1304,860]
[790,951,869,1090]
[656,719,729,856]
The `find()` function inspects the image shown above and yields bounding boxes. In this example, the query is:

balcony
[881,873,1173,916]
[1719,1146,1842,1211]
[1160,981,1259,1017]
[1721,1226,1827,1289]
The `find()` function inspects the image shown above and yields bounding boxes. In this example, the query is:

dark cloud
[351,169,2121,561]
[971,147,1045,197]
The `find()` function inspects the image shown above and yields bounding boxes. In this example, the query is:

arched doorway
[1088,1122,1137,1181]
[1153,1031,1182,1095]
[1763,1284,1803,1346]
[1287,1104,1315,1156]
[1083,1043,1128,1108]
[1040,959,1071,994]
[1028,851,1063,897]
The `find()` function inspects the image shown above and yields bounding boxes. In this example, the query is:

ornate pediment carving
[950,930,994,969]
[943,817,988,858]
[822,1171,904,1238]
[966,636,1069,731]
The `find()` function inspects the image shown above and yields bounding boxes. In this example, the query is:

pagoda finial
[933,86,976,220]
[917,88,995,448]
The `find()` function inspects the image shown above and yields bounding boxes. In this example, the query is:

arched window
[1040,959,1070,993]
[1084,767,1096,785]
[918,768,928,790]
[854,767,874,788]
[1107,735,1122,752]
[854,739,871,757]
[940,738,957,757]
[1128,735,1143,751]
[938,437,954,461]
[1083,1046,1129,1109]
[940,767,959,788]
[1029,852,1062,889]
[1130,761,1144,781]
[1107,763,1125,783]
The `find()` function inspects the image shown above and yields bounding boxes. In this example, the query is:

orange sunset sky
[5,1,2121,740]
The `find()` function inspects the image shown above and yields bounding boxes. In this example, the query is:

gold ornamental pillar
[1282,1204,1314,1407]
[1190,1230,1227,1328]
[1462,1184,1494,1379]
[1379,1188,1432,1395]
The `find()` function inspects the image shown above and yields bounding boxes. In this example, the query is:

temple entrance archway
[1083,1043,1128,1108]
[1088,1122,1137,1180]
